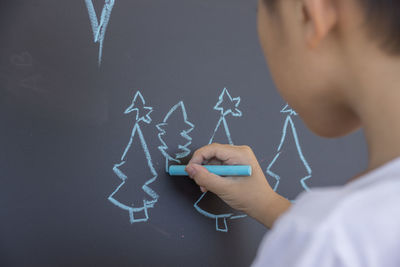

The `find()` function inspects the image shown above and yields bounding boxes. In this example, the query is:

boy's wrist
[258,191,291,229]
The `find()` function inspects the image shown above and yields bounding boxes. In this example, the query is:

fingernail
[186,165,196,178]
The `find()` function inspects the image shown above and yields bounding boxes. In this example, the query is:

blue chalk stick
[168,165,252,176]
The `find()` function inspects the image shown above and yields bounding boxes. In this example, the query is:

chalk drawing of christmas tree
[157,101,194,173]
[108,91,159,223]
[266,104,312,200]
[84,0,115,66]
[194,88,246,232]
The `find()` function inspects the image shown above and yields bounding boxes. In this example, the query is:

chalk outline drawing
[194,88,246,232]
[266,104,312,196]
[10,52,33,67]
[84,0,115,66]
[19,74,43,93]
[108,91,159,223]
[4,52,45,94]
[156,101,195,173]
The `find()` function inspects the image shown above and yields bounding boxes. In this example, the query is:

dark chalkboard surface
[0,1,367,266]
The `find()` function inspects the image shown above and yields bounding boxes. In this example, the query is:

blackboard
[0,1,367,266]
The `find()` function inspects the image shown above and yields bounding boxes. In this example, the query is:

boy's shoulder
[287,162,400,231]
[254,161,400,267]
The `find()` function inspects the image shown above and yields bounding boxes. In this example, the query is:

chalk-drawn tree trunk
[194,88,246,232]
[108,91,159,223]
[157,101,194,173]
[266,105,312,200]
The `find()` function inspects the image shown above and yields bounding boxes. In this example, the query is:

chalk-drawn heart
[10,52,33,67]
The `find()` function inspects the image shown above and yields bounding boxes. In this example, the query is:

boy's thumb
[187,164,227,193]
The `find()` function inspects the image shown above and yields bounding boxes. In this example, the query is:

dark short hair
[263,0,400,54]
[361,0,400,54]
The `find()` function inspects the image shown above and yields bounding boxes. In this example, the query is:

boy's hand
[186,143,291,229]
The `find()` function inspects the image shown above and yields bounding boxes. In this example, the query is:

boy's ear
[302,0,338,48]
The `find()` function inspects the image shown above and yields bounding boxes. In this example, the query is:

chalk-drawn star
[125,91,153,124]
[214,88,242,117]
[281,104,298,116]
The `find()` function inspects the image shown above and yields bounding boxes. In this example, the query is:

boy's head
[257,0,400,137]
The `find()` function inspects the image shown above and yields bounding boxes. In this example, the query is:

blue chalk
[168,165,252,176]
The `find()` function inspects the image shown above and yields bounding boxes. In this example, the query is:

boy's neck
[349,49,400,173]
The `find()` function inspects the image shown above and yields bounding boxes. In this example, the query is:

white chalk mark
[108,91,159,223]
[10,52,33,67]
[266,104,312,198]
[194,87,247,232]
[156,101,195,173]
[19,74,43,93]
[84,0,115,66]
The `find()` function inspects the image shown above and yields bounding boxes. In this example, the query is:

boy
[186,0,400,266]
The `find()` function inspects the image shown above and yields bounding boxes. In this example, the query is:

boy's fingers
[189,143,249,165]
[207,158,222,165]
[188,144,220,165]
[186,164,228,193]
[189,143,229,164]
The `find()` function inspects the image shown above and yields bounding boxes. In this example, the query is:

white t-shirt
[252,157,400,267]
